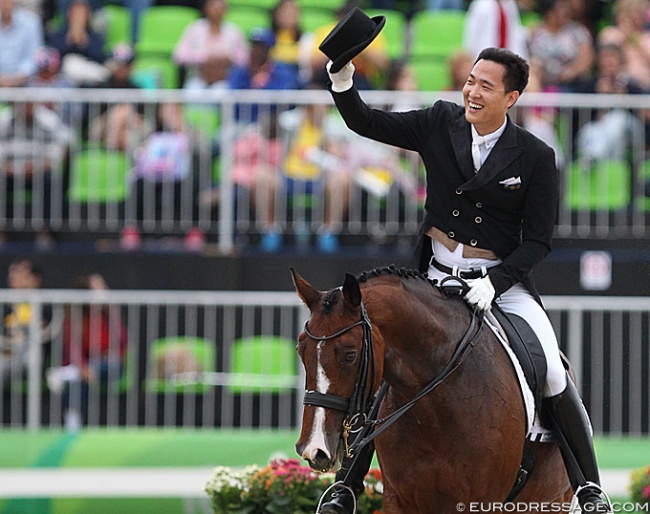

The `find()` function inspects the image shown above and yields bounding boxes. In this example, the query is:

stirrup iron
[316,481,357,514]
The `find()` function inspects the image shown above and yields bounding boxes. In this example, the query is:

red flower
[642,484,650,499]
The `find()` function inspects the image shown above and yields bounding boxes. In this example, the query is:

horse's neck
[367,282,470,393]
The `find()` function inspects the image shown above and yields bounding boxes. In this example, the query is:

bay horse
[292,266,573,514]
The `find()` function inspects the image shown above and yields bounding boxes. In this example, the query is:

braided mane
[356,265,432,285]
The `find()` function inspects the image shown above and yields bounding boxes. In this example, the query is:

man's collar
[471,118,508,149]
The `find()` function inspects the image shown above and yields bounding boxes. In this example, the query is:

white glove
[327,60,355,93]
[464,276,496,312]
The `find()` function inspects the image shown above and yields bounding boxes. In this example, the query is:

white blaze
[301,341,332,462]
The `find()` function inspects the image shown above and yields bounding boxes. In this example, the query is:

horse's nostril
[315,449,329,462]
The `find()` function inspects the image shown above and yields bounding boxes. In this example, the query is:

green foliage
[629,465,650,507]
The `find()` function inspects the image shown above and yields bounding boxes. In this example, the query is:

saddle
[490,305,548,416]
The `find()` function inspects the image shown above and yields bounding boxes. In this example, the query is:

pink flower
[642,484,650,499]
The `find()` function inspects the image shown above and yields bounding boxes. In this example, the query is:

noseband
[302,302,376,455]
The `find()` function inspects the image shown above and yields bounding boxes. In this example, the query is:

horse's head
[291,268,384,473]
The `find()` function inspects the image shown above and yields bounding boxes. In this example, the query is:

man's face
[462,59,519,135]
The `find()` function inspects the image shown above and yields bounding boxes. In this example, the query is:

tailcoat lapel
[449,115,475,182]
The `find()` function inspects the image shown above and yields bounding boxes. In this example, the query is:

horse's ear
[290,267,320,311]
[342,273,362,309]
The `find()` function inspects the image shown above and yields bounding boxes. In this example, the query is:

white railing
[1,88,649,252]
[0,289,648,434]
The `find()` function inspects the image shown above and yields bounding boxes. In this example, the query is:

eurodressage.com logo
[455,502,650,512]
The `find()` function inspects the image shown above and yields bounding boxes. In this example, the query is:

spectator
[1,259,57,383]
[27,45,83,127]
[446,50,474,90]
[463,0,529,59]
[88,44,153,153]
[269,0,314,86]
[127,102,206,252]
[228,27,301,124]
[53,273,128,430]
[527,0,594,91]
[0,0,43,87]
[310,2,389,90]
[182,53,231,90]
[279,97,353,253]
[47,0,109,86]
[597,0,650,89]
[574,43,647,165]
[0,99,75,247]
[55,0,153,45]
[232,112,284,252]
[173,0,248,81]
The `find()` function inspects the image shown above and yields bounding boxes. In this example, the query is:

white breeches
[427,266,568,397]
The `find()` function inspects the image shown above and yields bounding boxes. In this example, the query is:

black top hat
[318,7,386,74]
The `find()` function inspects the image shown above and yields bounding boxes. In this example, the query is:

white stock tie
[472,135,486,172]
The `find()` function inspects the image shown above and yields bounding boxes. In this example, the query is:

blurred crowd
[1,0,650,252]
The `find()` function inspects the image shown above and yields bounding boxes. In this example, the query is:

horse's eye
[342,350,357,364]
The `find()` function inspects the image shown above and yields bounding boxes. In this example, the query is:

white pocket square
[499,176,522,186]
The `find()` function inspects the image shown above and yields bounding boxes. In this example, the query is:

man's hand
[326,61,355,93]
[464,276,495,311]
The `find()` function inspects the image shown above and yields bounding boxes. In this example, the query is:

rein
[350,305,485,455]
[301,277,486,459]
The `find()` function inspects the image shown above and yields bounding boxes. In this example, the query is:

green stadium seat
[298,0,345,10]
[101,4,131,53]
[136,6,200,57]
[520,10,542,28]
[68,149,132,203]
[225,5,271,36]
[410,9,466,59]
[229,0,276,8]
[184,105,221,138]
[565,160,631,211]
[146,337,215,393]
[411,57,451,91]
[228,335,297,393]
[301,7,337,33]
[364,8,407,60]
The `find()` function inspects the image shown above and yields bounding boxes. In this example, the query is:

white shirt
[471,119,507,171]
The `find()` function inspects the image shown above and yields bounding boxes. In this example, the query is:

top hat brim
[320,15,386,74]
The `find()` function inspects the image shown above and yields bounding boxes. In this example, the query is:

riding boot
[317,441,375,514]
[543,376,612,513]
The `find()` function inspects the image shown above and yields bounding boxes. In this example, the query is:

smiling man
[320,47,612,514]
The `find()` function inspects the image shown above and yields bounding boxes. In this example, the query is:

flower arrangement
[629,465,650,507]
[205,457,384,514]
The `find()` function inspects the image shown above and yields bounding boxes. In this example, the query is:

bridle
[302,302,376,457]
[301,277,485,459]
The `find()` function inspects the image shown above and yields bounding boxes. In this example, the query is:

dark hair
[475,47,529,94]
[271,0,303,40]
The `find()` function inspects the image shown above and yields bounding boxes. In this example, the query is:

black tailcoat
[332,88,559,303]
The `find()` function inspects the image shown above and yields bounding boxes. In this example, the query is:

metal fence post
[27,297,42,431]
